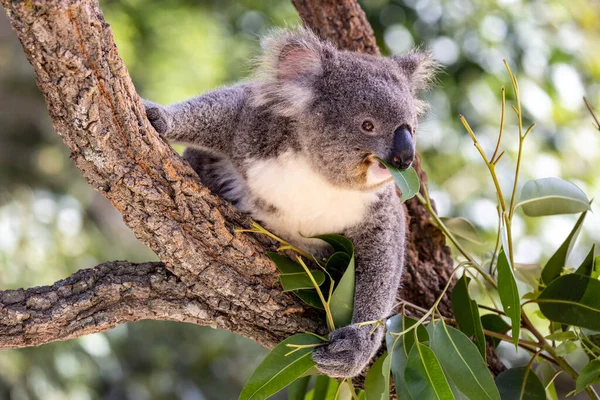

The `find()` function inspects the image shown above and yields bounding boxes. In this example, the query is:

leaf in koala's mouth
[376,158,420,203]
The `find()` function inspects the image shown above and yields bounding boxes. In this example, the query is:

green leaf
[451,275,486,359]
[495,367,546,400]
[324,252,351,283]
[536,361,559,400]
[377,159,420,202]
[544,331,577,341]
[293,290,325,310]
[440,217,484,245]
[365,353,390,400]
[279,271,326,291]
[288,376,311,400]
[514,263,542,289]
[385,314,428,400]
[268,252,305,273]
[541,210,587,286]
[239,334,323,400]
[313,234,354,256]
[496,249,521,349]
[576,245,596,277]
[481,314,510,348]
[311,375,338,400]
[314,236,355,329]
[430,322,500,400]
[555,340,578,356]
[404,342,453,400]
[517,177,590,217]
[576,360,600,394]
[537,273,600,331]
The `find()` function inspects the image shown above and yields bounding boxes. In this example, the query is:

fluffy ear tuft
[250,28,333,116]
[393,50,439,92]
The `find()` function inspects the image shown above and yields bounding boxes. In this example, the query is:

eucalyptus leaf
[430,322,500,400]
[536,361,559,400]
[440,217,484,245]
[279,270,326,291]
[541,210,587,286]
[576,360,600,394]
[385,314,428,400]
[544,331,577,341]
[313,235,355,329]
[451,275,486,358]
[555,340,578,356]
[404,342,453,400]
[365,353,390,400]
[497,249,520,349]
[268,252,305,273]
[481,314,510,348]
[514,263,542,289]
[517,177,590,217]
[239,334,323,400]
[288,376,311,400]
[495,367,545,400]
[576,245,596,277]
[293,290,325,310]
[377,158,420,202]
[537,273,600,331]
[311,375,339,400]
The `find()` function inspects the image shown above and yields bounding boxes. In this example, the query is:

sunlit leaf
[497,249,520,349]
[451,275,486,358]
[514,263,542,289]
[430,322,500,400]
[576,360,600,394]
[239,334,323,400]
[481,314,510,348]
[517,177,590,217]
[575,245,596,277]
[495,367,545,400]
[404,341,453,400]
[540,210,587,286]
[377,158,420,203]
[365,353,390,400]
[440,217,484,245]
[544,331,577,341]
[537,273,600,331]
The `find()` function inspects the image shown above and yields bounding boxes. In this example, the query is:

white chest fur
[245,152,379,253]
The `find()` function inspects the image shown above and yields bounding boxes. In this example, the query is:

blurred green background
[1,0,599,398]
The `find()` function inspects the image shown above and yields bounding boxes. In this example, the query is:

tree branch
[0,0,321,349]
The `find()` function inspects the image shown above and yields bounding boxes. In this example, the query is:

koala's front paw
[312,325,380,378]
[142,99,170,135]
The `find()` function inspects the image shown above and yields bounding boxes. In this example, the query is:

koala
[142,28,435,378]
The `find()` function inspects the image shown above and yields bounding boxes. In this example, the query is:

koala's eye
[361,120,375,133]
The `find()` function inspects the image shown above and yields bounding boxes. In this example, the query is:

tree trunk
[0,0,501,376]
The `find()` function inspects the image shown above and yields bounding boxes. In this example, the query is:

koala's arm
[313,190,406,378]
[142,85,248,156]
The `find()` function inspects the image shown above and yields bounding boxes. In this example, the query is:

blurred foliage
[0,0,599,398]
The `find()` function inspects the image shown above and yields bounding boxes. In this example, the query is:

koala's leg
[142,85,247,156]
[182,148,250,211]
[312,189,406,378]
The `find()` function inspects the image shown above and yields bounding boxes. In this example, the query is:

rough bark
[0,0,499,376]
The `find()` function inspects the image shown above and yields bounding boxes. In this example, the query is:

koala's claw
[312,325,378,378]
[142,100,170,135]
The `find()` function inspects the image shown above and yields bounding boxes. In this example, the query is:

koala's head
[251,28,437,192]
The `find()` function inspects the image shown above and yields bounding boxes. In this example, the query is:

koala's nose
[391,125,415,170]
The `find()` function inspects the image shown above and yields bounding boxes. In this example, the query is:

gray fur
[143,27,435,378]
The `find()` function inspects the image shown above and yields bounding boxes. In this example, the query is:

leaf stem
[296,256,335,332]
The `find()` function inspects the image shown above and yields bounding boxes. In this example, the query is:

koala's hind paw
[312,325,380,378]
[142,100,170,135]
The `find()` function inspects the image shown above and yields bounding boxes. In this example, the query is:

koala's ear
[258,28,326,82]
[251,28,331,116]
[393,51,438,92]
